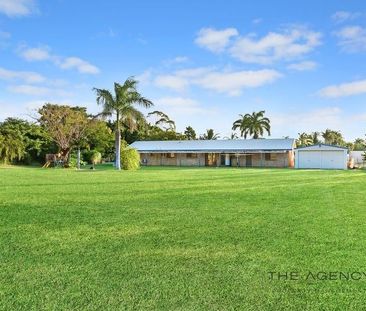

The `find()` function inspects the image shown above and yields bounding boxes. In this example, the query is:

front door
[205,153,217,166]
[246,155,252,167]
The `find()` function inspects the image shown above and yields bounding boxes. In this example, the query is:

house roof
[295,144,348,151]
[130,138,295,153]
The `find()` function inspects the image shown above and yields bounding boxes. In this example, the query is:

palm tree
[200,129,220,140]
[322,129,344,146]
[224,132,238,140]
[93,78,153,170]
[296,132,313,147]
[232,111,270,139]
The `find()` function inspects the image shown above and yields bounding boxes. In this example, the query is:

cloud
[58,57,100,74]
[18,45,100,74]
[195,27,238,52]
[7,84,71,96]
[154,67,282,96]
[0,67,45,83]
[0,0,37,17]
[318,79,366,98]
[194,69,282,96]
[229,26,322,64]
[155,75,188,92]
[335,26,366,52]
[271,107,343,135]
[154,97,206,115]
[19,46,51,61]
[332,11,361,23]
[287,61,317,71]
[0,30,10,39]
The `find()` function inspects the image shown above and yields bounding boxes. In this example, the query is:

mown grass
[1,166,366,310]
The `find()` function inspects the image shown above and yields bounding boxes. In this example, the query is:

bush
[90,150,102,166]
[121,147,140,170]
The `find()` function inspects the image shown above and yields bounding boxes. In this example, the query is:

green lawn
[1,166,366,310]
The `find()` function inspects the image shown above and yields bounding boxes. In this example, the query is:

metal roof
[295,144,348,151]
[130,138,295,153]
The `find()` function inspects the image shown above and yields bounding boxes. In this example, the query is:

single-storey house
[130,139,296,168]
[295,144,348,170]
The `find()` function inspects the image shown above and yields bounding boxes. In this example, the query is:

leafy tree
[352,138,366,151]
[85,119,114,158]
[322,129,345,146]
[38,104,89,166]
[232,111,271,139]
[184,126,197,140]
[200,129,220,140]
[0,118,52,164]
[90,150,102,169]
[148,111,176,131]
[94,78,153,170]
[0,121,25,164]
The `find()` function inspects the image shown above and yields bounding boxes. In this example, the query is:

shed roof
[130,138,295,153]
[295,144,348,151]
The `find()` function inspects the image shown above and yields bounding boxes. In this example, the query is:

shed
[295,144,348,170]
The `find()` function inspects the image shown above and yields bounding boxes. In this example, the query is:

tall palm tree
[93,78,153,170]
[200,129,220,140]
[322,129,344,146]
[296,132,313,147]
[232,111,271,139]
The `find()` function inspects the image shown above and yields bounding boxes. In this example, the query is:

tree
[38,104,89,166]
[0,118,52,164]
[353,138,366,151]
[224,132,238,140]
[232,111,271,139]
[296,132,313,147]
[148,111,176,131]
[0,120,25,164]
[184,126,197,140]
[200,129,220,140]
[93,78,153,170]
[322,129,345,146]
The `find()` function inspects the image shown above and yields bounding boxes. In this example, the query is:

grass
[1,165,366,310]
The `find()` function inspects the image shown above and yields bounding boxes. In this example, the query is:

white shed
[295,144,348,170]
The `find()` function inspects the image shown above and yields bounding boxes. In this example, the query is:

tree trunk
[60,148,70,167]
[77,147,81,170]
[115,113,121,170]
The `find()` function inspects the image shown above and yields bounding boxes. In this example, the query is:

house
[130,138,296,168]
[295,144,348,170]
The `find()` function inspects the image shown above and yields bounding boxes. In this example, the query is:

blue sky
[1,0,366,140]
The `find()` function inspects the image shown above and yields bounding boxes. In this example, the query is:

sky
[0,0,366,140]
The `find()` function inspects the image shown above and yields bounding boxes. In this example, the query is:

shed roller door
[298,150,345,169]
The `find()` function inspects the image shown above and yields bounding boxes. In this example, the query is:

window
[166,153,175,158]
[187,153,197,158]
[265,153,277,161]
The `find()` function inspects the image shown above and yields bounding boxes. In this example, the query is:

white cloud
[155,75,188,92]
[332,11,361,23]
[0,30,10,39]
[335,26,366,52]
[0,0,37,17]
[8,84,51,96]
[154,67,282,96]
[195,27,239,53]
[0,67,45,83]
[18,45,100,74]
[271,107,343,136]
[20,46,51,61]
[287,61,317,71]
[230,27,322,64]
[195,69,282,96]
[58,57,100,74]
[7,84,71,96]
[154,97,206,115]
[318,79,366,98]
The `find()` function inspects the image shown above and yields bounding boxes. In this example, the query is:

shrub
[90,150,102,168]
[121,147,140,170]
